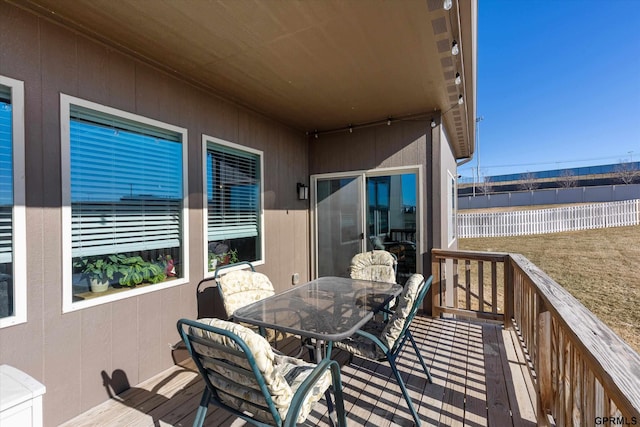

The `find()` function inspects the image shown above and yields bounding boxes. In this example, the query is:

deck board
[60,316,537,427]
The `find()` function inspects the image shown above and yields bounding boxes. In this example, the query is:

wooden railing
[432,249,640,426]
[431,250,512,324]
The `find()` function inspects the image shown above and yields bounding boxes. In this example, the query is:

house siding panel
[111,297,140,393]
[0,2,46,389]
[0,2,309,425]
[80,303,112,410]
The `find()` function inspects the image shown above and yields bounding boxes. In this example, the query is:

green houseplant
[208,249,239,271]
[75,254,168,291]
[114,255,166,287]
[74,255,120,293]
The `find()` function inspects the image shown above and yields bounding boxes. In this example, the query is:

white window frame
[202,135,264,277]
[0,75,26,328]
[447,170,457,245]
[61,94,189,313]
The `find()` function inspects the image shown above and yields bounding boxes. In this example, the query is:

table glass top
[233,276,402,341]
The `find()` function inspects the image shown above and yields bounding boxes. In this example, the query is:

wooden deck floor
[60,316,537,426]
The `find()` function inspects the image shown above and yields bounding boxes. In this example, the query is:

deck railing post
[504,256,514,328]
[536,310,552,426]
[432,257,442,318]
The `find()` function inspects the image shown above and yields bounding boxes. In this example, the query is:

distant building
[458,161,640,195]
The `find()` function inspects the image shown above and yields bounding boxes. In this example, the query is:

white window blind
[70,107,183,258]
[0,95,12,264]
[206,143,260,241]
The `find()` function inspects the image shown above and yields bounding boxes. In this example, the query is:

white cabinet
[0,365,46,427]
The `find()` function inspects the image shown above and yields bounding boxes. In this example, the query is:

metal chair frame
[177,318,347,427]
[330,274,434,426]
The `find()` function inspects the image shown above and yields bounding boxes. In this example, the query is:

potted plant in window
[115,255,166,287]
[74,255,120,293]
[208,248,239,271]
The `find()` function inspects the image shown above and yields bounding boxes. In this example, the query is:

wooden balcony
[60,250,640,426]
[60,315,536,426]
[432,250,640,426]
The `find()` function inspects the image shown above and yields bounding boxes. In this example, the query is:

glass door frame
[310,165,423,279]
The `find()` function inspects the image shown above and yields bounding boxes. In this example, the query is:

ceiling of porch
[19,0,476,159]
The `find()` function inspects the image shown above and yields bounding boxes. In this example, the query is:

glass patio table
[233,276,403,361]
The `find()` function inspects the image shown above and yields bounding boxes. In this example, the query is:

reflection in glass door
[315,176,364,277]
[313,170,419,283]
[367,173,417,285]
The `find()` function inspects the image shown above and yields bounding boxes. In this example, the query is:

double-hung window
[0,76,26,328]
[61,95,188,312]
[203,136,263,273]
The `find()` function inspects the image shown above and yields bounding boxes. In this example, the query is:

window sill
[63,276,188,313]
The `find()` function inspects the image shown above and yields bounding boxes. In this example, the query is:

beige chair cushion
[217,270,275,318]
[191,318,331,424]
[334,273,424,359]
[349,250,396,284]
[379,273,424,350]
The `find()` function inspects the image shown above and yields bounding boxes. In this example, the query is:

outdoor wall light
[455,72,462,85]
[451,40,459,56]
[431,118,437,128]
[297,183,309,200]
[443,0,453,10]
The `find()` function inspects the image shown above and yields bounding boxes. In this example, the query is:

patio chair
[330,273,434,426]
[212,262,275,321]
[177,318,347,427]
[349,250,397,284]
[208,261,306,354]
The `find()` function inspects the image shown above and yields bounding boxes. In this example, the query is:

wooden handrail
[510,254,640,425]
[431,249,640,426]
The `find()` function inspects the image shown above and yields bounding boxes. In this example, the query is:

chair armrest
[355,329,391,354]
[378,307,394,315]
[285,358,345,427]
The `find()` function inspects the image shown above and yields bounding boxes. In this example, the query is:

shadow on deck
[60,316,536,426]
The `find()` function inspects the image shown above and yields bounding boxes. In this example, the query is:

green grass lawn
[459,224,640,354]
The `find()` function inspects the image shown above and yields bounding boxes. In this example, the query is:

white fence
[457,199,640,238]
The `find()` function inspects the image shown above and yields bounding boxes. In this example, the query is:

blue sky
[458,0,640,180]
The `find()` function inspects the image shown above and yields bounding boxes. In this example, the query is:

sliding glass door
[315,175,364,278]
[313,169,419,283]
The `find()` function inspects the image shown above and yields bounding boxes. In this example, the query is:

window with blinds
[68,102,184,296]
[0,85,13,320]
[205,139,262,270]
[0,87,12,266]
[0,76,25,327]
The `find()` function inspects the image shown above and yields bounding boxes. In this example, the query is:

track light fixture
[455,72,461,85]
[443,0,453,10]
[458,95,464,105]
[451,40,459,56]
[387,118,392,126]
[430,119,437,128]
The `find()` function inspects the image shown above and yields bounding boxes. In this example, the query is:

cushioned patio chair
[350,250,398,321]
[211,261,305,353]
[330,273,434,426]
[177,318,347,427]
[213,262,275,321]
[349,250,397,284]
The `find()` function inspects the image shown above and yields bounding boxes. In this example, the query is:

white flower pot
[90,277,110,293]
